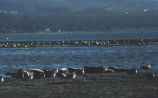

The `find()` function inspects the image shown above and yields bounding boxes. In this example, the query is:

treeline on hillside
[0,0,158,33]
[0,12,158,33]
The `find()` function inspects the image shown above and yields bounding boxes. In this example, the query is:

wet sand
[0,72,158,98]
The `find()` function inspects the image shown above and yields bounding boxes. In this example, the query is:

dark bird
[140,64,151,70]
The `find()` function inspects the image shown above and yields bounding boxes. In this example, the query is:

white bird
[52,69,59,78]
[0,76,4,82]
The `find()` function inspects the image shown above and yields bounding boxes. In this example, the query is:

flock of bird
[0,64,154,83]
[0,39,151,48]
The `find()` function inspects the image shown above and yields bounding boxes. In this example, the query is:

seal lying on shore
[108,67,138,74]
[5,68,44,79]
[66,72,76,79]
[43,68,58,78]
[55,68,78,79]
[127,68,138,74]
[30,69,45,79]
[56,68,68,78]
[68,68,84,75]
[17,68,34,79]
[140,64,151,70]
[108,67,131,72]
[84,65,106,73]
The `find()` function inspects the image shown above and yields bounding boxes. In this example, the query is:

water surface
[0,45,158,76]
[0,32,158,76]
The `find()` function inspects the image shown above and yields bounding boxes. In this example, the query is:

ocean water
[0,32,158,41]
[0,32,158,76]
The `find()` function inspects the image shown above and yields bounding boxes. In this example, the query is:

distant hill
[1,0,158,13]
[0,0,158,33]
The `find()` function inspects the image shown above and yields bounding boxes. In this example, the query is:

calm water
[0,32,158,41]
[0,32,158,76]
[0,45,158,76]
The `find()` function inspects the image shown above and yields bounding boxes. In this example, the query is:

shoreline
[0,72,158,98]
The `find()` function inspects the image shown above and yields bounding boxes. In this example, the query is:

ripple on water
[0,45,158,76]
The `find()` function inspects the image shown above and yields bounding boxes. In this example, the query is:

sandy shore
[0,72,158,98]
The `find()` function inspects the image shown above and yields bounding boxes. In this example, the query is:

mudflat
[0,72,158,98]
